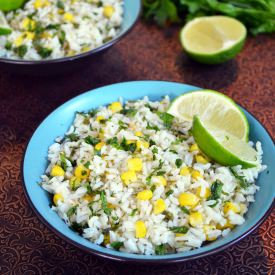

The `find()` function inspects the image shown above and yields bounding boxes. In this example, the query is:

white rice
[0,0,123,60]
[41,96,265,255]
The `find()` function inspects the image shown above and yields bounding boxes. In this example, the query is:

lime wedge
[180,16,247,64]
[0,0,25,11]
[168,90,249,141]
[193,116,258,168]
[0,11,12,35]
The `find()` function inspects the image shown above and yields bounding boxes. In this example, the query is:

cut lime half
[0,0,25,11]
[180,16,247,64]
[168,90,249,141]
[193,116,258,168]
[0,11,12,35]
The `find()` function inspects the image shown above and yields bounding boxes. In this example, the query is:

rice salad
[0,0,123,60]
[41,96,265,255]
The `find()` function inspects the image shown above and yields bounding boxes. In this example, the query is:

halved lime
[0,11,12,35]
[192,116,258,168]
[168,90,249,141]
[180,16,247,64]
[0,0,25,11]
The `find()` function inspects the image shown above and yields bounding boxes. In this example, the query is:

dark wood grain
[0,21,274,275]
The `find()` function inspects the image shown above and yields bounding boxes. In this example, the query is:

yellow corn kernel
[135,220,147,238]
[178,193,199,207]
[196,186,211,199]
[109,101,122,113]
[81,46,90,52]
[191,169,202,180]
[74,164,90,179]
[195,155,208,164]
[127,158,143,172]
[126,140,135,145]
[68,50,76,56]
[103,233,110,245]
[204,225,217,241]
[136,140,149,150]
[107,203,116,209]
[83,194,93,202]
[22,18,36,30]
[25,32,35,40]
[50,165,65,177]
[64,12,75,23]
[96,115,105,122]
[175,233,185,237]
[189,212,203,227]
[41,31,52,39]
[14,35,24,47]
[217,219,235,230]
[223,202,240,214]
[103,5,115,18]
[53,193,64,206]
[180,167,190,176]
[121,170,137,185]
[137,190,153,201]
[95,142,105,151]
[135,131,143,137]
[151,175,167,186]
[189,143,199,152]
[153,198,166,214]
[34,0,50,9]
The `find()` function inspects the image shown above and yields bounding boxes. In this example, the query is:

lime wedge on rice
[180,16,247,64]
[192,116,258,168]
[0,11,12,35]
[0,0,25,11]
[168,90,249,141]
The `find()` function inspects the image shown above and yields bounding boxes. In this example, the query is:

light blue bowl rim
[22,80,275,263]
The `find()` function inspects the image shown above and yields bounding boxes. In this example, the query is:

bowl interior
[23,81,275,262]
[0,0,141,63]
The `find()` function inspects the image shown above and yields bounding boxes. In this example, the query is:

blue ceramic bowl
[22,81,275,263]
[0,0,141,75]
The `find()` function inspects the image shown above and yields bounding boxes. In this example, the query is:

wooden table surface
[0,21,274,275]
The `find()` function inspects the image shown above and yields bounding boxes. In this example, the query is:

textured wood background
[0,21,274,275]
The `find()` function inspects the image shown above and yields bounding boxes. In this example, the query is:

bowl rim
[21,80,275,263]
[0,0,142,65]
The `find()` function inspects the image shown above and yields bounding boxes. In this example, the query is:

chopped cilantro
[84,136,99,146]
[100,191,112,216]
[229,167,250,189]
[56,0,65,9]
[165,190,174,197]
[15,45,28,58]
[66,133,79,142]
[152,147,158,154]
[60,152,69,171]
[67,205,78,218]
[146,123,160,131]
[180,206,190,215]
[170,226,189,234]
[111,241,123,250]
[175,159,183,168]
[155,244,166,255]
[84,161,91,169]
[158,112,174,128]
[130,208,138,216]
[207,180,224,207]
[120,108,137,117]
